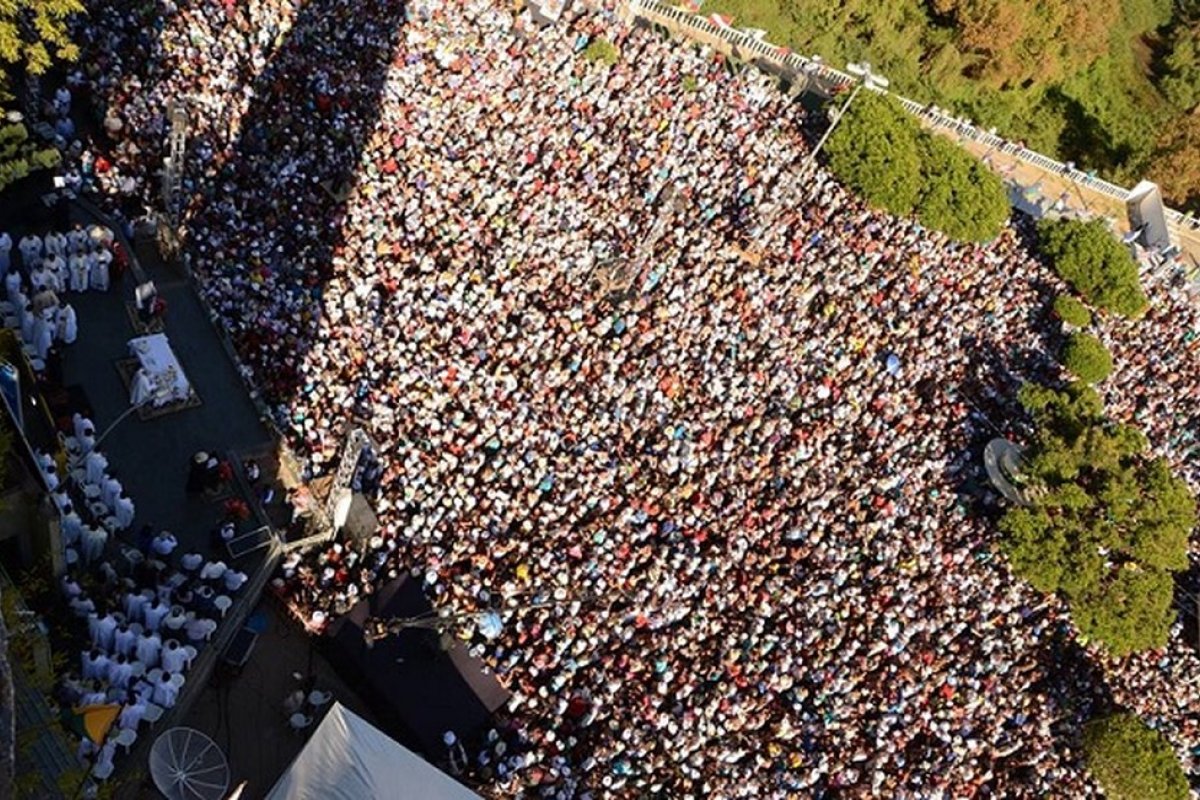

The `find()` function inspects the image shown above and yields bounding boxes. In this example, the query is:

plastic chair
[114,727,137,756]
[147,668,163,685]
[289,713,313,733]
[213,595,232,619]
[92,759,114,781]
[182,645,197,671]
[307,689,333,709]
[169,672,186,692]
[141,703,164,727]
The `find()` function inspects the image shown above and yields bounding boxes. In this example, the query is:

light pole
[88,384,173,457]
[800,61,889,177]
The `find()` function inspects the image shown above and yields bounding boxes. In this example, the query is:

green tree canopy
[1161,24,1200,112]
[824,90,924,216]
[914,132,1010,242]
[1037,218,1148,319]
[1000,382,1196,656]
[0,0,82,98]
[1053,294,1093,327]
[1061,332,1113,383]
[1083,713,1189,800]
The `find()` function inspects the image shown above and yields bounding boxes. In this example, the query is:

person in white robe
[151,673,178,708]
[123,590,149,624]
[69,253,89,291]
[0,231,11,272]
[114,495,135,529]
[89,251,109,291]
[32,313,53,360]
[113,623,136,659]
[117,701,145,731]
[61,510,83,548]
[5,269,20,301]
[102,475,123,508]
[107,654,133,689]
[94,612,118,652]
[18,234,42,266]
[19,300,34,344]
[161,640,187,674]
[143,599,169,633]
[56,303,77,344]
[84,450,108,484]
[135,631,161,668]
[44,230,65,258]
[46,253,67,292]
[66,226,87,255]
[130,368,154,406]
[81,524,107,564]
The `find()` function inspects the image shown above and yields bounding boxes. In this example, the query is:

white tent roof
[266,703,482,800]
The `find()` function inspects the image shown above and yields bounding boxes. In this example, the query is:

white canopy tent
[265,703,482,800]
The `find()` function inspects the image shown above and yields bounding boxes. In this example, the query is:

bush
[1083,713,1188,800]
[824,90,924,215]
[825,91,1009,241]
[1037,218,1148,318]
[1000,382,1195,656]
[1053,294,1092,327]
[914,132,1011,242]
[581,37,619,67]
[1061,332,1113,383]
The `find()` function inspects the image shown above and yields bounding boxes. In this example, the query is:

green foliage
[1062,332,1114,383]
[1161,25,1200,112]
[1054,294,1093,327]
[0,120,61,192]
[824,90,923,215]
[701,0,1200,211]
[1083,713,1189,800]
[1037,218,1148,319]
[582,37,620,67]
[914,132,1010,241]
[823,90,1008,239]
[681,74,699,93]
[1001,383,1196,656]
[0,0,83,99]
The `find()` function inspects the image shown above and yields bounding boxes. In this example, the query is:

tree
[0,121,60,192]
[1053,294,1092,327]
[824,91,923,216]
[581,37,619,67]
[1037,218,1148,318]
[1147,108,1200,214]
[0,0,82,99]
[1083,713,1188,800]
[1000,382,1196,656]
[1061,332,1113,383]
[1161,24,1200,112]
[914,132,1010,242]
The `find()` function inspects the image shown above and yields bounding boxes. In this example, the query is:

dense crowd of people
[58,0,1200,795]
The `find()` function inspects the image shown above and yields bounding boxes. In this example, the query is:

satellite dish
[149,728,230,800]
[332,488,353,530]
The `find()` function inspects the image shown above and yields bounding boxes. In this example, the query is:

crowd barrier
[624,0,1200,238]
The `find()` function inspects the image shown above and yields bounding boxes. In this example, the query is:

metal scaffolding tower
[326,427,374,523]
[162,99,188,225]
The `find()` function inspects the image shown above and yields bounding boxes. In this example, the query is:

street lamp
[90,384,172,455]
[800,61,889,177]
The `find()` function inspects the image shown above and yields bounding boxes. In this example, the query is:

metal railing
[625,0,1200,236]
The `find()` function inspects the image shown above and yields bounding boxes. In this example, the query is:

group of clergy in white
[0,222,116,367]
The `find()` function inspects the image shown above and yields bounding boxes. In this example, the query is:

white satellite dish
[149,728,231,800]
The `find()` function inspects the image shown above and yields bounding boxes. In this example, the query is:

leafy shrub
[1061,332,1113,383]
[914,132,1010,242]
[825,91,1009,241]
[1037,218,1148,318]
[582,37,619,67]
[1053,294,1092,327]
[824,91,923,215]
[1000,382,1195,656]
[1083,713,1188,800]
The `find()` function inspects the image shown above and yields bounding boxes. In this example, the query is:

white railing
[626,0,1200,236]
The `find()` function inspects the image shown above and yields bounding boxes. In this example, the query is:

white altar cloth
[128,334,191,406]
